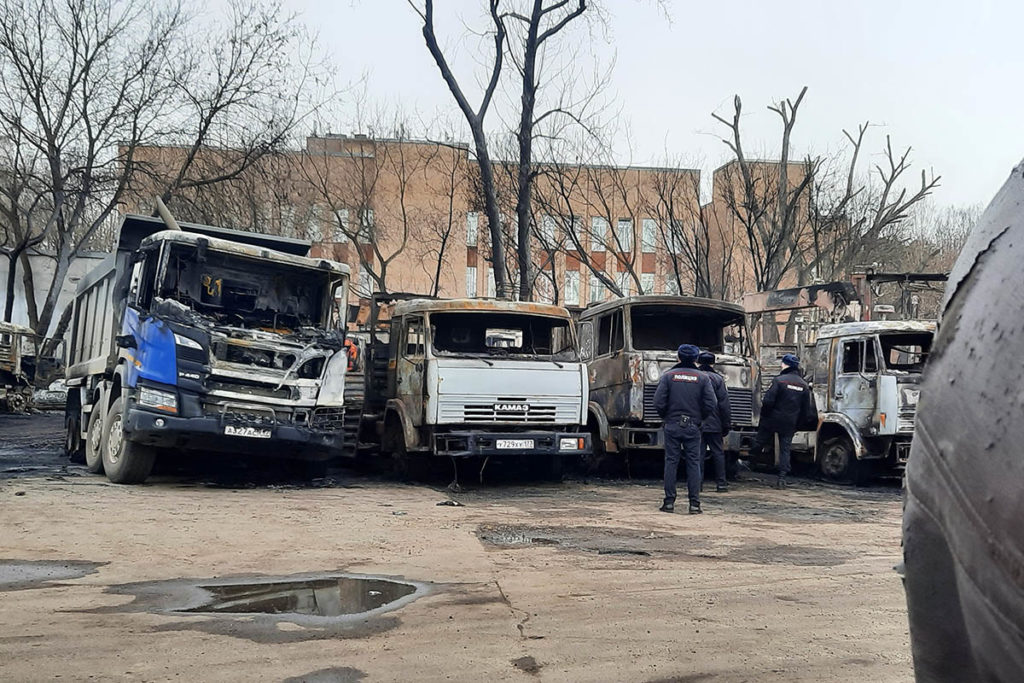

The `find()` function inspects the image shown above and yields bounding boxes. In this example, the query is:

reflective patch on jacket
[672,372,699,382]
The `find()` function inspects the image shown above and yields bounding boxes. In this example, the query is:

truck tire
[101,397,156,484]
[65,415,85,464]
[84,407,105,474]
[818,436,868,485]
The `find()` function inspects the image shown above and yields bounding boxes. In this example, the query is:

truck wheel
[65,415,85,464]
[85,407,105,474]
[818,436,864,485]
[101,397,156,484]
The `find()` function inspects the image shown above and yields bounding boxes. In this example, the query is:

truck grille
[643,384,658,421]
[311,407,345,431]
[438,395,577,424]
[208,378,291,400]
[727,388,754,425]
[897,410,915,433]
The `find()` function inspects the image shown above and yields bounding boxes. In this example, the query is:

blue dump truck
[63,212,351,483]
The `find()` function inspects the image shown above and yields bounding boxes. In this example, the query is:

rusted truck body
[576,296,759,469]
[0,322,34,412]
[784,319,936,482]
[64,214,351,483]
[362,298,591,477]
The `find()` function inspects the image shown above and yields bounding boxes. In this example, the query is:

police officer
[697,351,732,493]
[750,353,814,488]
[654,344,718,514]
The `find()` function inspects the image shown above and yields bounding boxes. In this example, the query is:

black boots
[688,503,702,514]
[659,502,674,513]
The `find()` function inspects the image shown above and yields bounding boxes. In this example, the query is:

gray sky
[287,0,1024,207]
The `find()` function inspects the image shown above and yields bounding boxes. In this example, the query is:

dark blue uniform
[654,362,718,508]
[698,364,732,487]
[752,366,815,477]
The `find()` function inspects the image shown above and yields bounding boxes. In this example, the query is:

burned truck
[784,320,935,483]
[576,296,759,471]
[64,213,350,484]
[0,322,35,412]
[361,299,591,479]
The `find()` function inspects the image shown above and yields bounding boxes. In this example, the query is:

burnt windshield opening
[629,305,741,353]
[431,312,577,361]
[879,333,933,373]
[156,244,329,329]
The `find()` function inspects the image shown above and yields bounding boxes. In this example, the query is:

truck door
[396,315,426,425]
[833,337,878,430]
[590,309,626,420]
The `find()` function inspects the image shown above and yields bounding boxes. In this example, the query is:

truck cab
[789,320,935,482]
[576,296,759,469]
[65,215,351,483]
[363,299,591,477]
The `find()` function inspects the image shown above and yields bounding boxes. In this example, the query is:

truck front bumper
[124,407,343,461]
[432,430,591,458]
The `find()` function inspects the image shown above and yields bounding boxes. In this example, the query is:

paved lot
[0,414,911,682]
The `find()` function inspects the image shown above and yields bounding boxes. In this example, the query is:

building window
[466,212,478,247]
[641,219,657,253]
[668,219,683,253]
[590,217,607,252]
[540,214,556,246]
[357,209,374,242]
[466,266,478,297]
[535,274,554,304]
[487,267,496,298]
[665,276,680,295]
[332,208,349,243]
[640,272,655,294]
[589,274,605,303]
[307,205,323,242]
[564,270,580,306]
[280,205,295,237]
[616,219,633,251]
[356,267,374,298]
[615,271,631,296]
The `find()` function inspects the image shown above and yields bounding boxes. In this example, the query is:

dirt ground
[0,413,912,682]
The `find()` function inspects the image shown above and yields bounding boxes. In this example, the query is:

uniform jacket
[698,364,732,434]
[760,366,814,433]
[653,362,718,430]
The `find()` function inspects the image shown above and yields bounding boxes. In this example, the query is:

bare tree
[711,88,817,296]
[408,0,511,298]
[417,141,472,298]
[0,0,324,340]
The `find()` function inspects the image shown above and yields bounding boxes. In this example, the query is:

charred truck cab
[364,299,590,477]
[788,320,935,482]
[64,214,351,484]
[577,296,759,469]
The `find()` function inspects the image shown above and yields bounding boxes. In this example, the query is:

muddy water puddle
[0,559,104,590]
[184,576,417,617]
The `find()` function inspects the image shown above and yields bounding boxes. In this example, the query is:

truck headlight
[645,361,661,383]
[740,367,750,387]
[173,333,202,350]
[138,386,178,413]
[559,438,584,451]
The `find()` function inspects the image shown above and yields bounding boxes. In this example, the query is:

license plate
[225,425,272,439]
[496,438,534,450]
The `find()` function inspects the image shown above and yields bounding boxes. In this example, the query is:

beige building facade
[126,135,799,307]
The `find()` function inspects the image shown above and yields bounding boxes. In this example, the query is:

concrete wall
[0,252,107,336]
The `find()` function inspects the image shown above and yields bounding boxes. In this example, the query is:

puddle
[0,559,104,591]
[83,571,430,643]
[184,577,417,617]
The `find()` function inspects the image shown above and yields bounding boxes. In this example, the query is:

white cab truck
[362,299,591,478]
[64,214,350,483]
[786,319,936,483]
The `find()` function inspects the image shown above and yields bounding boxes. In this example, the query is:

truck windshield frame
[429,311,578,361]
[878,332,933,374]
[154,243,338,329]
[628,304,744,353]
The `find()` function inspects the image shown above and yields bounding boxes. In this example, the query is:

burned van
[577,296,759,469]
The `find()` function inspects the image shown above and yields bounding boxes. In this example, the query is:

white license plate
[496,439,534,450]
[224,425,272,439]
